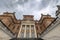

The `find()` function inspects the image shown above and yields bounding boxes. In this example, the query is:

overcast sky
[0,0,60,20]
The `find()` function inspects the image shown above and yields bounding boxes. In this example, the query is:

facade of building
[0,5,60,40]
[18,15,37,38]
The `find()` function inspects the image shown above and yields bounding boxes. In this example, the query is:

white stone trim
[24,25,26,38]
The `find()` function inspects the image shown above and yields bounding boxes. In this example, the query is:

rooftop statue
[57,5,60,10]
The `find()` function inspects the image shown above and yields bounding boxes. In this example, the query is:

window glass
[20,25,25,38]
[31,25,34,30]
[22,25,25,27]
[31,30,35,38]
[26,25,29,30]
[12,25,15,29]
[26,30,29,38]
[20,30,24,38]
[22,25,25,29]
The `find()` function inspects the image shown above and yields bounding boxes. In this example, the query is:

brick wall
[38,14,55,34]
[0,12,21,36]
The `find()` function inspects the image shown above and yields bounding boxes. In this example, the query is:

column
[34,25,37,38]
[30,25,31,38]
[24,25,26,38]
[17,25,22,38]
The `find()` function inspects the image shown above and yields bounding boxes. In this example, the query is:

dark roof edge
[0,20,15,35]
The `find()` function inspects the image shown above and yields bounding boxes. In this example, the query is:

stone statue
[57,5,60,10]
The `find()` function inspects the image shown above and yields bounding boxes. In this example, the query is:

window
[22,25,25,27]
[20,25,25,38]
[26,25,29,30]
[26,30,29,38]
[36,27,38,30]
[27,25,29,27]
[26,25,30,38]
[22,25,25,29]
[31,30,35,38]
[20,30,24,38]
[31,25,34,27]
[17,26,20,30]
[31,25,34,30]
[12,25,15,29]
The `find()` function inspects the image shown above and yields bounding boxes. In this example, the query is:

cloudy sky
[0,0,60,20]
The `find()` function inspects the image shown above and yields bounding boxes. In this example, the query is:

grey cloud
[17,0,28,5]
[0,0,60,20]
[38,0,51,10]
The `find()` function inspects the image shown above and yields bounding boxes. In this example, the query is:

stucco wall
[0,29,11,40]
[0,22,12,40]
[42,23,60,40]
